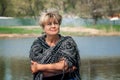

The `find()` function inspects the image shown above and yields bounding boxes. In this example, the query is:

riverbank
[0,26,120,38]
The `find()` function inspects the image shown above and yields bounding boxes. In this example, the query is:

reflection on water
[0,57,5,80]
[0,57,32,80]
[81,58,120,80]
[0,57,120,80]
[9,58,32,80]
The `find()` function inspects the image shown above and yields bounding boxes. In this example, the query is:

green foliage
[0,0,120,19]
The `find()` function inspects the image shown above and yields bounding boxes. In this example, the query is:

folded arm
[31,59,76,77]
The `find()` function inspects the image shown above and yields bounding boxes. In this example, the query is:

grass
[0,27,42,34]
[0,26,88,36]
[60,31,90,36]
[86,24,120,32]
[0,24,120,37]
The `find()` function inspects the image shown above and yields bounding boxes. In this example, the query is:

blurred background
[0,0,120,80]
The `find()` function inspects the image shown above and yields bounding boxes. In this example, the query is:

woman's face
[43,18,60,36]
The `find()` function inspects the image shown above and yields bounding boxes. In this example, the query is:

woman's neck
[45,35,60,47]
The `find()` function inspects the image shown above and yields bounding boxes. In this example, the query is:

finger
[72,66,77,70]
[31,60,37,65]
[31,60,34,63]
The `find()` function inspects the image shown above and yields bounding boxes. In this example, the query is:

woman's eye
[47,23,51,25]
[54,22,58,24]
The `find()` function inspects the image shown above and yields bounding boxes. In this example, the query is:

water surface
[0,36,120,80]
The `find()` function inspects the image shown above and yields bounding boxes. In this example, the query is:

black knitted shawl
[29,35,81,80]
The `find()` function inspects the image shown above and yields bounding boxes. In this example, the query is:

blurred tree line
[0,0,120,20]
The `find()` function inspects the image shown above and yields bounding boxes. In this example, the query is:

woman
[29,9,81,80]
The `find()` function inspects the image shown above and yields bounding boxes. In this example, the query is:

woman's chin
[47,31,59,35]
[48,33,59,36]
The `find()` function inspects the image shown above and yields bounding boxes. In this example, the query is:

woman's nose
[51,23,55,27]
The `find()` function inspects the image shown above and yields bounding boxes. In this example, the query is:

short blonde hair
[39,9,62,27]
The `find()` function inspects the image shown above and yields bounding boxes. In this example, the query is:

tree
[107,0,120,17]
[0,0,119,19]
[0,0,8,16]
[90,0,103,24]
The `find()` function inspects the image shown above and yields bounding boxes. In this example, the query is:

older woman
[29,9,81,80]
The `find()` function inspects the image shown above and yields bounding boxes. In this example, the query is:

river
[0,36,120,80]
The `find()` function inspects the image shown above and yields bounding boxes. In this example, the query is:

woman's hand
[30,60,40,74]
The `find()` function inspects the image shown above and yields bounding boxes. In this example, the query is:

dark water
[0,36,120,80]
[0,18,37,26]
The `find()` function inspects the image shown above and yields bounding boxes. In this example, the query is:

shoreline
[0,26,120,38]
